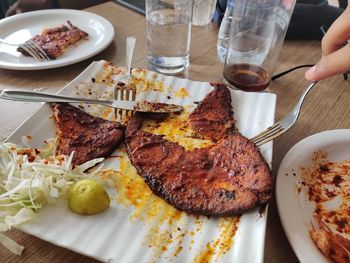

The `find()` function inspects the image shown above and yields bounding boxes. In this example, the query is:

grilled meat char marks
[126,84,273,216]
[18,20,88,59]
[189,83,236,141]
[51,103,124,167]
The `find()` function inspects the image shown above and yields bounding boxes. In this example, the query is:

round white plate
[276,129,350,263]
[0,9,114,70]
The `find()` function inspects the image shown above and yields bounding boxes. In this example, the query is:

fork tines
[250,123,284,147]
[114,82,136,124]
[250,82,318,147]
[19,41,50,61]
[0,37,50,61]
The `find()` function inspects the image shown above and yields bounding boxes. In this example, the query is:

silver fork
[250,81,318,147]
[115,36,136,122]
[115,84,137,123]
[0,38,50,61]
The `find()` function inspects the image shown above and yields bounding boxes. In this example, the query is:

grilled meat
[18,20,88,59]
[189,83,235,141]
[51,103,124,167]
[125,84,273,216]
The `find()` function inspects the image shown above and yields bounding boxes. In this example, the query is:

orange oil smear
[194,241,218,263]
[174,245,183,257]
[115,150,189,260]
[132,76,165,93]
[142,110,213,151]
[194,216,204,232]
[101,108,113,120]
[98,169,117,179]
[114,150,240,262]
[112,98,240,262]
[111,65,125,75]
[132,68,147,78]
[300,150,350,243]
[175,87,190,98]
[94,62,116,85]
[115,150,242,262]
[217,217,241,257]
[131,68,180,95]
[193,217,240,263]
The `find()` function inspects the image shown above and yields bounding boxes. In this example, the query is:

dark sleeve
[50,0,60,8]
[0,1,11,19]
[212,0,227,25]
[286,0,345,40]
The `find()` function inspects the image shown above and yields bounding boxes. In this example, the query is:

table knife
[0,89,183,113]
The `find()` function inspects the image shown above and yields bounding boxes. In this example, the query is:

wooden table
[1,2,349,263]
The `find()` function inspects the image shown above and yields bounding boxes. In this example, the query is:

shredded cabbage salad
[0,139,112,255]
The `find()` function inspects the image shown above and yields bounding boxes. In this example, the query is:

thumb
[305,45,350,81]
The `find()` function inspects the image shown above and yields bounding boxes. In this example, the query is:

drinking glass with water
[192,0,216,26]
[146,0,193,74]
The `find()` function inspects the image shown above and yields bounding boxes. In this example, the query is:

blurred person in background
[0,0,107,18]
[214,0,348,40]
[1,0,58,18]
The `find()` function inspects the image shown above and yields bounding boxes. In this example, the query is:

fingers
[322,7,350,56]
[305,44,350,81]
[5,2,20,17]
[5,0,51,17]
[282,0,294,10]
[306,6,350,81]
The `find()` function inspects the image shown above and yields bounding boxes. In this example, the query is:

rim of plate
[0,9,115,70]
[276,129,350,263]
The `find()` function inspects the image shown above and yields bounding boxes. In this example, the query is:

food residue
[113,97,240,261]
[131,70,165,93]
[299,150,350,262]
[175,87,190,98]
[142,109,213,151]
[114,148,240,262]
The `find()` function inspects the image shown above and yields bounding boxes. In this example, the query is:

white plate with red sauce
[6,60,276,263]
[276,129,350,263]
[0,9,114,70]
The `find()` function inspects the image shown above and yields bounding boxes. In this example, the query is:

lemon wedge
[68,179,110,215]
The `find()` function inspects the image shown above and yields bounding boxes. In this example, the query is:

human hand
[305,6,350,81]
[6,0,51,17]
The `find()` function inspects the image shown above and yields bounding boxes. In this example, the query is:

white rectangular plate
[7,61,276,263]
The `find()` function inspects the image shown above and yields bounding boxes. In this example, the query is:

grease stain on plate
[112,109,240,262]
[175,87,190,99]
[114,151,240,262]
[298,150,350,262]
[142,109,213,151]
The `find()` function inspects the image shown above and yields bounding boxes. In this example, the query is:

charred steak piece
[189,83,235,141]
[125,84,273,216]
[51,103,124,167]
[18,20,88,59]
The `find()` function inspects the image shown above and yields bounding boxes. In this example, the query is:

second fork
[0,38,50,61]
[250,81,318,147]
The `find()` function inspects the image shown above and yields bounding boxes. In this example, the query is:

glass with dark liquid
[223,0,296,92]
[223,63,270,92]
